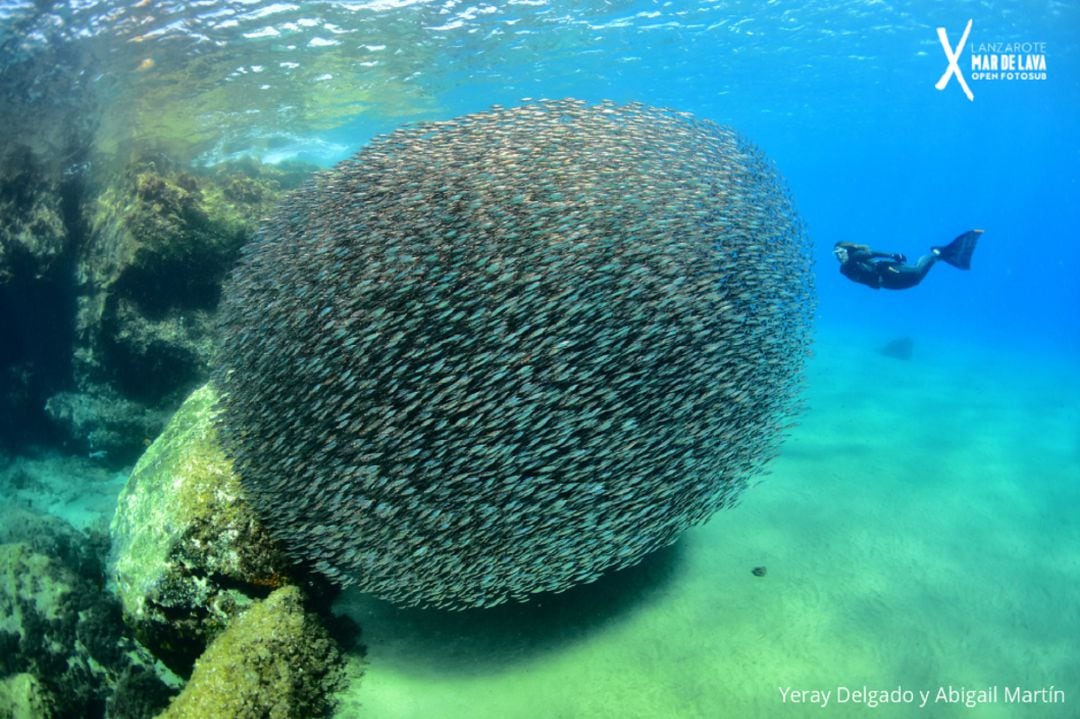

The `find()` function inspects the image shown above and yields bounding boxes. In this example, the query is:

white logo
[936,19,974,101]
[935,20,1048,101]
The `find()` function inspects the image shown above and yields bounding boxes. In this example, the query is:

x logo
[936,19,974,101]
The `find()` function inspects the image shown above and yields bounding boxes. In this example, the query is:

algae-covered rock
[0,143,75,448]
[44,387,169,465]
[44,154,314,461]
[0,506,106,582]
[109,382,299,674]
[75,156,310,404]
[76,159,235,406]
[0,673,57,719]
[0,144,69,286]
[0,541,175,718]
[0,542,74,646]
[158,585,346,719]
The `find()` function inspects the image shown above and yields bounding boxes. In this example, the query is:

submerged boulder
[109,383,299,675]
[0,540,174,718]
[157,585,347,719]
[0,673,57,719]
[0,506,106,580]
[76,158,244,407]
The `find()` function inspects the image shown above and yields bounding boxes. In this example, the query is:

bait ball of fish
[213,99,814,609]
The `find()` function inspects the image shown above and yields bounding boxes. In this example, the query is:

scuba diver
[834,229,983,290]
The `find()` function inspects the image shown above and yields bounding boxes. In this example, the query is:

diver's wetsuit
[839,247,937,290]
[833,227,989,287]
[835,231,982,290]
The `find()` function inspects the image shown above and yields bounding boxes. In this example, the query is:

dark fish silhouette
[878,337,914,360]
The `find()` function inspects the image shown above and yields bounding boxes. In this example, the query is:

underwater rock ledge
[0,147,316,461]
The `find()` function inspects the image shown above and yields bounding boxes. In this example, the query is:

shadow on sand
[336,539,686,676]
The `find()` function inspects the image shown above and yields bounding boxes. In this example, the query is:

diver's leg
[912,253,937,281]
[879,255,937,289]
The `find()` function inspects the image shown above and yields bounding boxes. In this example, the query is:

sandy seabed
[335,327,1080,719]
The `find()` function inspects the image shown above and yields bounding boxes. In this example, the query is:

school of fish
[213,98,815,609]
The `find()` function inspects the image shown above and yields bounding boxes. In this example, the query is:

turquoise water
[2,0,1078,717]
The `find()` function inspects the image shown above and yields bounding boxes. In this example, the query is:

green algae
[0,543,73,636]
[0,540,175,718]
[157,585,346,719]
[0,673,56,719]
[0,144,68,285]
[110,383,295,675]
[73,154,314,411]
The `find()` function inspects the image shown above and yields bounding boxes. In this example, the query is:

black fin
[934,229,982,270]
